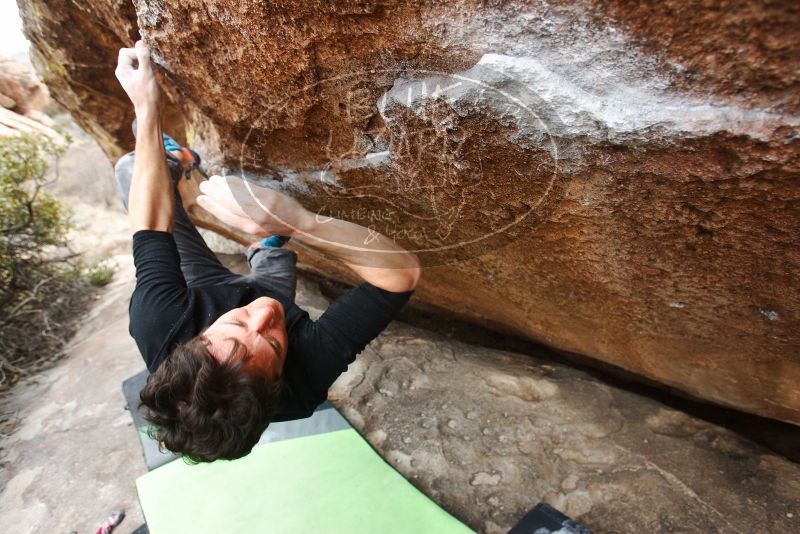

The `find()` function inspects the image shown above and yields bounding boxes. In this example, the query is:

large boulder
[17,0,800,425]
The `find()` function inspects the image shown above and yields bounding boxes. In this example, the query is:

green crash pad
[137,428,473,534]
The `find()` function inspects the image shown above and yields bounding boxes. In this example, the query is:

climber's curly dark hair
[139,335,284,463]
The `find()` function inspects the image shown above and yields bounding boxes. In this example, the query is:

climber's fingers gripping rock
[197,175,312,238]
[115,40,160,114]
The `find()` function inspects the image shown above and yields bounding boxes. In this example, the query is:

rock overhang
[16,0,800,425]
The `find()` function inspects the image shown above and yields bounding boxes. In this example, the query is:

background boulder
[0,56,60,138]
[0,56,49,116]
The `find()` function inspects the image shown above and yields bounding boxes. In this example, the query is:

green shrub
[0,133,112,388]
[83,257,116,287]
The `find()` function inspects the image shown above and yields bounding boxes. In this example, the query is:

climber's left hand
[115,40,160,115]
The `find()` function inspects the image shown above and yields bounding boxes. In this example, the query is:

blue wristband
[259,235,291,248]
[162,133,182,152]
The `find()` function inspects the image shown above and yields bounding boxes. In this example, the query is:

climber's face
[203,297,288,378]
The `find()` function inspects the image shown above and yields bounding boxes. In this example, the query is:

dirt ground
[0,255,148,533]
[0,114,145,533]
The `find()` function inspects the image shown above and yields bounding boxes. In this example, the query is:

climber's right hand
[196,175,313,238]
[115,40,160,116]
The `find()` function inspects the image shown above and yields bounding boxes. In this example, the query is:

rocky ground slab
[325,304,800,533]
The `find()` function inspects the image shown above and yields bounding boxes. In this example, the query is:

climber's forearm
[291,214,421,293]
[114,41,172,233]
[195,174,421,292]
[128,110,174,233]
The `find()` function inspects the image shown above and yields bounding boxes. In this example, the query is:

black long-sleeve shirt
[129,230,412,421]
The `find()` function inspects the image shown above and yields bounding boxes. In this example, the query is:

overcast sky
[0,3,30,57]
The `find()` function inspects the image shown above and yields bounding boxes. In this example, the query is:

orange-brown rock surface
[16,0,800,424]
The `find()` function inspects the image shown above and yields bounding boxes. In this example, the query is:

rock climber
[113,41,421,462]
